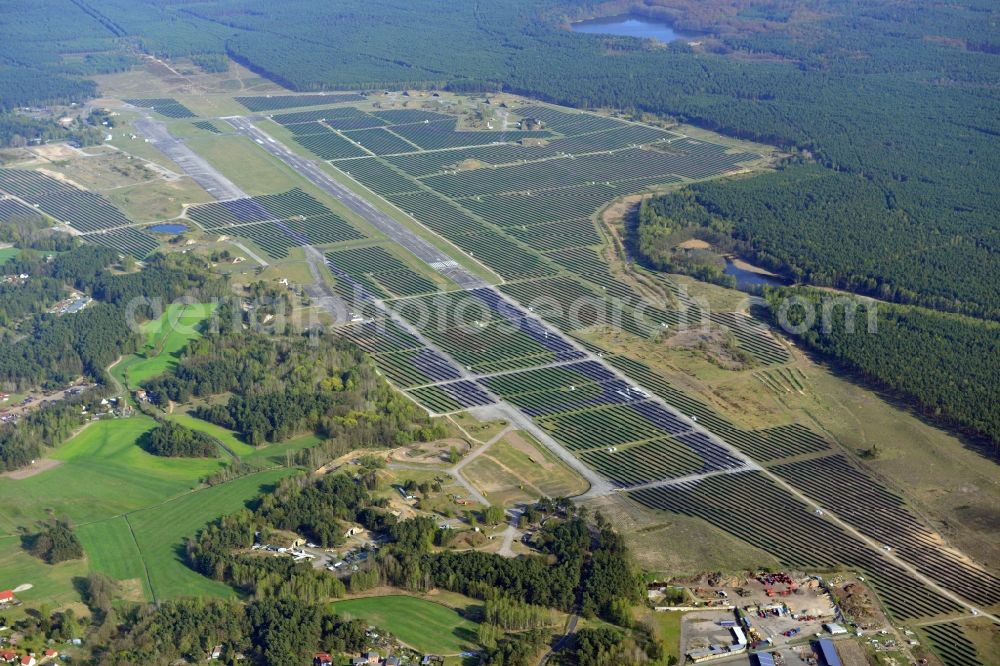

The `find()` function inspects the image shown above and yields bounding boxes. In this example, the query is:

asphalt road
[134,116,247,201]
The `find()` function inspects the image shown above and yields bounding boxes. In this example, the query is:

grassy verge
[640,609,682,664]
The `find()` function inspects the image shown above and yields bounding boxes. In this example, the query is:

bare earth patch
[2,458,63,480]
[833,637,870,666]
[601,193,643,227]
[35,168,86,191]
[117,578,148,603]
[397,437,470,464]
[676,238,711,250]
[662,325,753,370]
[728,256,779,276]
[29,144,84,160]
[502,431,556,470]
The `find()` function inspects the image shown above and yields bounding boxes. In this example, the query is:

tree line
[764,287,1000,448]
[25,519,83,564]
[179,461,657,664]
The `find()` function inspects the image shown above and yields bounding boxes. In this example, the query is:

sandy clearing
[1,458,64,480]
[502,431,557,471]
[728,256,779,276]
[29,144,85,161]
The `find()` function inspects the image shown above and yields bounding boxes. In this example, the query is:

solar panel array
[0,197,46,224]
[0,170,170,258]
[235,93,366,112]
[0,168,131,232]
[123,97,197,118]
[186,188,365,258]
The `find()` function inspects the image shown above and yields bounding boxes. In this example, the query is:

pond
[570,14,702,44]
[724,257,785,290]
[147,223,189,234]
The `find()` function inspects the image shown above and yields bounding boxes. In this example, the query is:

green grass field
[647,610,682,663]
[112,302,216,388]
[76,516,150,600]
[0,413,263,608]
[241,433,322,465]
[185,134,304,196]
[0,414,293,606]
[0,247,19,265]
[126,468,292,600]
[333,595,480,655]
[0,537,88,609]
[0,416,224,535]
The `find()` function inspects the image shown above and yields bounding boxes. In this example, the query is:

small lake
[570,14,702,44]
[724,258,785,290]
[147,223,189,234]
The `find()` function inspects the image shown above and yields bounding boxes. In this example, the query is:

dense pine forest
[0,247,224,389]
[143,323,443,448]
[143,420,220,458]
[764,288,1000,448]
[1,0,996,316]
[635,169,999,317]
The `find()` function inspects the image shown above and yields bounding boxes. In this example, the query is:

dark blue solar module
[512,379,645,417]
[515,316,575,353]
[674,431,745,472]
[339,320,423,353]
[630,400,690,435]
[563,360,618,383]
[223,197,274,223]
[553,350,587,363]
[411,348,463,382]
[325,259,381,302]
[467,288,537,324]
[274,219,310,246]
[438,380,495,407]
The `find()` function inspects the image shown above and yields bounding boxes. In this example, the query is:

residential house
[313,653,333,666]
[20,655,35,666]
[0,651,16,664]
[0,591,14,605]
[364,652,380,664]
[210,645,223,660]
